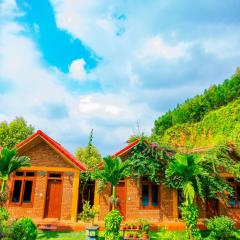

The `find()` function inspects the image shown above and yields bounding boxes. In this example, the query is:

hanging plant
[124,138,174,186]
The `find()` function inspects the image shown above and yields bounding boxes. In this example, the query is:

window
[10,171,35,207]
[229,181,240,208]
[141,179,159,208]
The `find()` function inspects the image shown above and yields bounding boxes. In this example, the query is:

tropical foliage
[125,138,174,185]
[153,69,240,139]
[78,201,98,225]
[0,148,30,192]
[205,216,240,240]
[92,156,128,209]
[165,154,233,204]
[0,117,34,149]
[104,210,123,240]
[165,153,234,240]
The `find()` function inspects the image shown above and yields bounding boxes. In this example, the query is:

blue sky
[0,0,240,155]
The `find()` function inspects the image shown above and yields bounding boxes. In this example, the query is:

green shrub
[78,201,98,225]
[137,218,150,233]
[104,210,123,240]
[179,203,202,240]
[205,216,239,240]
[158,227,179,240]
[11,218,37,240]
[0,208,9,222]
[0,208,10,240]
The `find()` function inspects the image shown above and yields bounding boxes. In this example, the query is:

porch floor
[36,219,206,232]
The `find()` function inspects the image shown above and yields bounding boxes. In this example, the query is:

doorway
[44,173,63,219]
[116,181,126,219]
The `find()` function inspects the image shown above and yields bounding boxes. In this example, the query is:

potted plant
[78,201,99,240]
[126,232,131,238]
[133,232,138,239]
[132,223,137,229]
[137,219,150,239]
[122,222,127,230]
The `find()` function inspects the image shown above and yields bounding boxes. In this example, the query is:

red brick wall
[7,172,47,220]
[20,141,73,168]
[98,184,111,220]
[6,140,75,221]
[219,202,240,224]
[98,179,176,221]
[61,172,74,220]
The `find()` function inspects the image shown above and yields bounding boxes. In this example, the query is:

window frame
[229,182,240,208]
[140,179,160,209]
[9,171,36,208]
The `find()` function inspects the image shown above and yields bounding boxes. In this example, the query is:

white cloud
[69,58,87,80]
[1,0,240,155]
[202,37,240,59]
[0,0,157,154]
[137,35,191,62]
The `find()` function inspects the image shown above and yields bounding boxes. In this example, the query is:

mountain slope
[153,69,240,138]
[160,98,240,148]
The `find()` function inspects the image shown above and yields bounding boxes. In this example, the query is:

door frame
[116,179,127,219]
[44,172,63,219]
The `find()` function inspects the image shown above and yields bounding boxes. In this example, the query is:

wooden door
[116,181,126,219]
[44,179,63,218]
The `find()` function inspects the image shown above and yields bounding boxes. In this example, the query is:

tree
[165,153,233,240]
[0,148,30,192]
[92,156,129,209]
[75,130,102,205]
[152,70,240,138]
[0,117,34,149]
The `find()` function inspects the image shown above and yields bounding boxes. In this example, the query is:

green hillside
[159,98,240,148]
[153,68,240,138]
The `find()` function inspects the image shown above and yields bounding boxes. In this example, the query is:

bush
[0,208,9,222]
[158,227,179,240]
[78,201,98,225]
[104,210,123,240]
[0,208,10,240]
[205,216,239,240]
[137,218,150,233]
[179,203,201,240]
[11,218,37,240]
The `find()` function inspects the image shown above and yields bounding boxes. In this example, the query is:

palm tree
[165,153,209,205]
[92,156,129,209]
[0,148,30,192]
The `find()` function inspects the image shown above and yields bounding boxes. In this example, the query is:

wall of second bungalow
[219,203,240,226]
[98,179,178,221]
[6,140,76,221]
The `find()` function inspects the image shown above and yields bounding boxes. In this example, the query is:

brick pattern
[98,179,175,222]
[61,172,74,220]
[7,171,47,220]
[6,140,75,221]
[20,141,73,168]
[98,184,111,220]
[219,202,240,224]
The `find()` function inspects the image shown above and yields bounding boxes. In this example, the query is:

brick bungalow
[6,130,86,222]
[95,140,240,228]
[4,132,240,229]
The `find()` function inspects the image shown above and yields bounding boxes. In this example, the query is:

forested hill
[152,68,240,139]
[158,98,240,148]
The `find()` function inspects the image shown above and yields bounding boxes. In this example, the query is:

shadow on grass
[37,231,105,240]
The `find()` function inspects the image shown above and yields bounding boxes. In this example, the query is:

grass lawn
[37,230,188,240]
